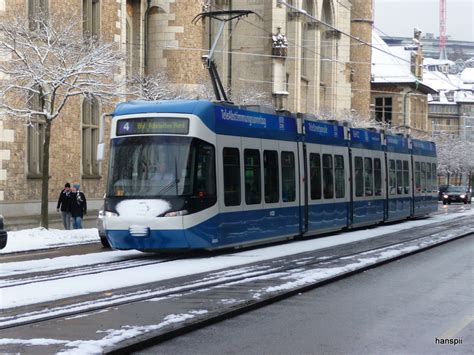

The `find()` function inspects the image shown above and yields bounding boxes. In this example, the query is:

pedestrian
[56,182,73,230]
[70,183,87,229]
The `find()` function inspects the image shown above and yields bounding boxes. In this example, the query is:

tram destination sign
[116,117,189,136]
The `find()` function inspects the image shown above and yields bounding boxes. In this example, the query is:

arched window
[28,0,48,30]
[319,0,335,112]
[83,0,100,38]
[27,85,45,176]
[82,97,100,176]
[301,0,315,78]
[146,6,166,74]
[126,18,132,77]
[301,0,317,113]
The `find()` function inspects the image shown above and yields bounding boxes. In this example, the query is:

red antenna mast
[439,0,447,59]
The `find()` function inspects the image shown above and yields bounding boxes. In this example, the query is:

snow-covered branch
[0,12,124,122]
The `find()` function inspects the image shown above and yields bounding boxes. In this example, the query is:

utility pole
[439,0,447,60]
[193,10,255,102]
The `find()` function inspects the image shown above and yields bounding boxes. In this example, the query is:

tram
[97,100,437,251]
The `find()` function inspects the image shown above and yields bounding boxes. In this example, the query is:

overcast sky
[374,0,474,41]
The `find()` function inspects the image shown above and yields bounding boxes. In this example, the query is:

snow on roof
[460,68,474,84]
[423,57,454,66]
[422,70,459,91]
[455,90,474,102]
[372,32,416,84]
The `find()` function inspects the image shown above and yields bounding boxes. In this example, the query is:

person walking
[70,183,87,229]
[56,182,73,230]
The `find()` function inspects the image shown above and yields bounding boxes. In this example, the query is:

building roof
[371,32,437,94]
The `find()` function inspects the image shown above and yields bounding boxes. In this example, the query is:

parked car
[438,184,451,201]
[97,209,110,248]
[0,215,7,249]
[441,185,472,205]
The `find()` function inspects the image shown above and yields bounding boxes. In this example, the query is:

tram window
[223,148,241,206]
[244,149,261,205]
[281,151,296,202]
[309,153,322,200]
[355,157,364,197]
[335,155,345,198]
[403,160,410,194]
[323,154,334,199]
[364,157,373,196]
[426,163,432,192]
[264,150,279,203]
[389,159,396,195]
[415,162,421,192]
[374,158,382,196]
[432,163,437,190]
[196,143,216,196]
[396,160,403,195]
[421,162,426,192]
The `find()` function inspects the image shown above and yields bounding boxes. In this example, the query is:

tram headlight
[164,210,189,217]
[104,211,119,217]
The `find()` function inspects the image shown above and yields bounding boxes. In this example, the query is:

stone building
[0,0,206,219]
[0,0,373,220]
[207,0,358,116]
[371,31,436,135]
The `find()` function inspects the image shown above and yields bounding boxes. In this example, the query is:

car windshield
[107,136,216,198]
[446,186,467,193]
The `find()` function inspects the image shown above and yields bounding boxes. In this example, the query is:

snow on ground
[1,207,473,310]
[1,228,100,254]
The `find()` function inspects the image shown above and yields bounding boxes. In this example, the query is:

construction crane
[439,0,447,60]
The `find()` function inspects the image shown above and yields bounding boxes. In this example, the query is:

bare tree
[0,13,124,228]
[433,133,474,186]
[127,72,177,101]
[127,71,273,106]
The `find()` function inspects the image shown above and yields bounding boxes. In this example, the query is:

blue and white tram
[99,100,437,251]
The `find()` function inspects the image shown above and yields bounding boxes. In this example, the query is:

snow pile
[116,199,171,217]
[1,228,99,254]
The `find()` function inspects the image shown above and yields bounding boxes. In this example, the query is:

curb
[5,210,99,231]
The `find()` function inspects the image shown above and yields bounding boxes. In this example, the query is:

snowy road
[0,206,473,354]
[1,207,473,310]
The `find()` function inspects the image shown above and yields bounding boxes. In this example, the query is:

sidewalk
[4,210,99,231]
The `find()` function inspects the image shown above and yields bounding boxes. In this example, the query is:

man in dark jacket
[56,183,73,230]
[70,183,87,229]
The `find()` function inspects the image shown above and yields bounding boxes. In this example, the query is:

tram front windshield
[107,136,215,198]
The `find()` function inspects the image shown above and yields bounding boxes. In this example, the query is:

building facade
[0,0,206,218]
[371,31,436,136]
[0,0,371,220]
[207,0,359,116]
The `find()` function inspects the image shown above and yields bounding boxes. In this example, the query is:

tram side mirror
[97,143,105,161]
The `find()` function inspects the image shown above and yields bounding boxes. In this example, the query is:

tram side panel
[412,155,438,217]
[385,151,412,221]
[350,147,385,227]
[305,143,350,235]
[215,135,301,248]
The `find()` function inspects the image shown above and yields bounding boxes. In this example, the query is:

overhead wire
[118,2,468,116]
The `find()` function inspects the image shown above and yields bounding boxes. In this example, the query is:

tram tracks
[1,215,472,332]
[0,256,175,288]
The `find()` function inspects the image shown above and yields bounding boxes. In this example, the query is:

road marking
[440,314,473,338]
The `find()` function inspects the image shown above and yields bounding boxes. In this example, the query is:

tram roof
[113,100,216,117]
[411,139,437,157]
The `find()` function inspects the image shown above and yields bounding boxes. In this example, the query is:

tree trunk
[41,120,52,228]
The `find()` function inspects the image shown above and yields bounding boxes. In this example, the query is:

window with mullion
[27,86,45,176]
[83,0,100,38]
[28,0,49,31]
[374,97,393,125]
[82,98,100,176]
